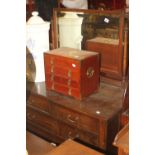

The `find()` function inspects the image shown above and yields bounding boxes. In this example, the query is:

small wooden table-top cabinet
[26,81,125,155]
[44,47,100,100]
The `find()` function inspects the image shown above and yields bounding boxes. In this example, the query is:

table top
[27,81,124,120]
[26,131,55,155]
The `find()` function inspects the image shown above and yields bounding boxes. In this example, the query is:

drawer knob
[67,115,79,123]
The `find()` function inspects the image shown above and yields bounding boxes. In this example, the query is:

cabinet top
[27,81,124,120]
[45,47,99,60]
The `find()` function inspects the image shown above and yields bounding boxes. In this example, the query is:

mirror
[51,8,129,82]
[51,8,126,51]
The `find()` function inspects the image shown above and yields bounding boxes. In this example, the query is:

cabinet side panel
[81,55,100,97]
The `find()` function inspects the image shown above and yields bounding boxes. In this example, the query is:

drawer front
[27,121,63,144]
[27,107,59,135]
[55,106,79,127]
[27,94,49,112]
[77,129,99,147]
[53,66,80,82]
[49,104,98,134]
[44,53,80,77]
[79,115,99,134]
[53,83,69,96]
[50,104,79,127]
[59,123,79,139]
[53,76,80,88]
[52,56,80,72]
[60,123,98,147]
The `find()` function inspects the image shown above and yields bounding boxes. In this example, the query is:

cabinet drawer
[27,94,49,112]
[79,115,99,134]
[27,107,59,135]
[49,104,98,134]
[44,54,80,75]
[59,123,98,147]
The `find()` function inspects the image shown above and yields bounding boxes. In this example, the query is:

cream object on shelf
[62,0,88,9]
[58,12,83,50]
[26,11,50,82]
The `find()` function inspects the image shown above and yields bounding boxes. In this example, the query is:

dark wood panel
[49,103,99,134]
[86,41,120,78]
[27,94,49,112]
[27,107,59,135]
[27,121,63,144]
[59,122,99,147]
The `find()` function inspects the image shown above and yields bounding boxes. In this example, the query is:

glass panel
[53,9,123,50]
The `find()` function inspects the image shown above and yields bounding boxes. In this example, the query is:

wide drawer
[27,94,49,112]
[49,104,99,134]
[27,107,59,135]
[59,122,99,147]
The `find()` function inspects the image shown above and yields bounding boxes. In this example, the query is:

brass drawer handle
[67,115,79,123]
[68,70,71,78]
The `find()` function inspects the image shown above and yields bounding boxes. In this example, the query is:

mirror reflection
[52,9,124,51]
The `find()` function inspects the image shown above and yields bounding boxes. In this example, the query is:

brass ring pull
[86,67,95,78]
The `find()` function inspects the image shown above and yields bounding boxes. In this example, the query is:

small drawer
[79,115,99,134]
[59,123,79,140]
[53,57,80,72]
[49,104,98,134]
[77,129,99,147]
[27,94,49,112]
[53,76,80,88]
[59,108,79,126]
[50,105,79,127]
[59,123,98,147]
[27,107,59,135]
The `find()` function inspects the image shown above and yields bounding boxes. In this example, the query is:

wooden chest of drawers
[26,81,125,155]
[44,47,100,100]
